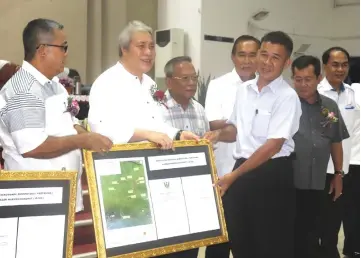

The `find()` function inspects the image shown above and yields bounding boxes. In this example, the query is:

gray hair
[118,20,153,57]
[23,18,64,61]
[164,56,192,77]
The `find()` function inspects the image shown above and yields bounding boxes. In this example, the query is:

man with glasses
[161,56,209,139]
[88,21,198,148]
[291,55,348,258]
[317,47,358,258]
[0,18,112,212]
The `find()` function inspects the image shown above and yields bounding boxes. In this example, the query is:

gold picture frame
[0,170,78,258]
[84,140,228,258]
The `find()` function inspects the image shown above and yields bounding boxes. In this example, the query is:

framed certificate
[0,171,77,258]
[84,140,228,258]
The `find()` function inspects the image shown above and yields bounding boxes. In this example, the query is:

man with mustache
[317,47,358,258]
[88,21,199,147]
[0,18,113,213]
[204,31,302,258]
[156,56,208,258]
[204,34,260,258]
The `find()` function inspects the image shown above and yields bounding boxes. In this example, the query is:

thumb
[329,182,334,194]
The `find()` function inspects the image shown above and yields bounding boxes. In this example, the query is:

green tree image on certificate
[100,160,153,230]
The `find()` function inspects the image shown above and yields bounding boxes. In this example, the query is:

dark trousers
[205,242,231,258]
[223,157,296,258]
[343,165,360,256]
[294,189,323,258]
[318,174,342,258]
[157,249,198,258]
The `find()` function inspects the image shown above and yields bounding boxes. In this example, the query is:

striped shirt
[161,91,210,136]
[0,61,84,212]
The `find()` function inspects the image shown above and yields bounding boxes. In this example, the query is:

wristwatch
[175,130,183,141]
[335,170,345,177]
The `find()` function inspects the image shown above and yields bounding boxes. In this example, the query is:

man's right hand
[203,130,221,144]
[81,132,113,152]
[147,132,173,150]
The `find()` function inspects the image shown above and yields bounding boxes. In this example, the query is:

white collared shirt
[205,69,244,176]
[350,83,360,165]
[88,62,178,144]
[0,61,83,211]
[318,78,358,173]
[227,76,302,159]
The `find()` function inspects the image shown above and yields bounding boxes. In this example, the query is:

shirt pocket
[341,106,356,131]
[251,109,271,137]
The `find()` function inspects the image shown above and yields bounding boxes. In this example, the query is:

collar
[21,61,55,86]
[320,77,345,92]
[300,91,323,106]
[247,75,283,93]
[230,68,258,84]
[165,90,194,109]
[117,61,143,81]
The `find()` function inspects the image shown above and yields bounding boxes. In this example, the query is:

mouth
[141,59,152,65]
[335,74,345,79]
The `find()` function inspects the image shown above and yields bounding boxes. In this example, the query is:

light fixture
[251,9,270,21]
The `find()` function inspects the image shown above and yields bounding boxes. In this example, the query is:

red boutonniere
[65,97,80,116]
[150,85,168,109]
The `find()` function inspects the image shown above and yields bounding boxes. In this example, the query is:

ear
[231,54,236,64]
[284,57,291,69]
[37,45,47,58]
[316,74,322,84]
[165,77,172,90]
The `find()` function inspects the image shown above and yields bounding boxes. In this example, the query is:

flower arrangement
[65,97,80,116]
[321,107,338,127]
[150,84,168,109]
[59,77,74,94]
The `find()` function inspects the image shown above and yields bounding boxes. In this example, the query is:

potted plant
[196,71,213,107]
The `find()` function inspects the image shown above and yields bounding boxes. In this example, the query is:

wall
[0,0,158,84]
[158,0,202,71]
[0,0,88,81]
[200,0,360,79]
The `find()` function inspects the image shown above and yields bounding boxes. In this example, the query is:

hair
[322,46,350,65]
[0,63,20,89]
[22,18,64,61]
[291,55,321,77]
[68,68,81,80]
[118,20,153,57]
[231,35,260,55]
[164,56,192,77]
[261,31,293,57]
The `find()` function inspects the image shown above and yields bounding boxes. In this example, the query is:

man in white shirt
[204,34,260,258]
[317,47,358,258]
[0,18,112,212]
[88,21,198,147]
[343,82,360,258]
[204,31,302,258]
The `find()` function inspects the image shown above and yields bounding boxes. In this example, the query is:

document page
[148,178,190,239]
[181,175,220,233]
[0,218,18,258]
[16,215,65,258]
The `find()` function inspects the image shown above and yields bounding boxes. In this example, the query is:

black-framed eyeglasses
[36,44,68,53]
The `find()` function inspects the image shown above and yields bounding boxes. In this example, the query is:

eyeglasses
[36,44,68,53]
[172,75,199,82]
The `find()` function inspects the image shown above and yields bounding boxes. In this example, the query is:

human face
[257,41,290,82]
[232,40,258,78]
[324,50,349,86]
[293,65,322,101]
[37,29,68,77]
[122,31,155,74]
[167,61,198,101]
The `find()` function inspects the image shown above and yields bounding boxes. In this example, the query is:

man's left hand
[329,174,343,201]
[214,172,237,196]
[180,131,200,141]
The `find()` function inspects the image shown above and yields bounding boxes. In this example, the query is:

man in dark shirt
[291,55,349,258]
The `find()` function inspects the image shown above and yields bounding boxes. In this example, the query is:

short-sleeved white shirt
[227,75,302,159]
[0,61,83,212]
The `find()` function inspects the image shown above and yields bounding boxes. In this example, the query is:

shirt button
[147,102,149,104]
[313,144,316,147]
[152,116,154,119]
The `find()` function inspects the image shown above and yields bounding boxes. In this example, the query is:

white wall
[158,0,202,71]
[200,0,360,79]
